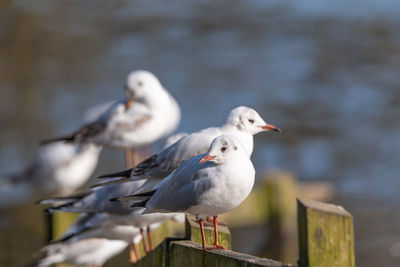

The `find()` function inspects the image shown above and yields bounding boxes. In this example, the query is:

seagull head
[199,135,243,165]
[225,106,281,135]
[125,70,163,104]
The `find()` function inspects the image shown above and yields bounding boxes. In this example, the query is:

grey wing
[131,127,220,180]
[61,213,110,240]
[61,180,146,214]
[145,155,213,212]
[156,127,221,174]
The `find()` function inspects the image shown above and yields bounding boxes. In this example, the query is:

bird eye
[248,119,254,124]
[221,147,227,152]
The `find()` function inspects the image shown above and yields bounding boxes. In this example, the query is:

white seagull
[42,70,180,166]
[40,135,187,252]
[33,237,128,267]
[31,213,140,266]
[42,179,184,252]
[121,135,256,250]
[98,106,279,187]
[0,142,101,209]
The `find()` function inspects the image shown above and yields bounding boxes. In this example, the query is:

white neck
[220,125,254,156]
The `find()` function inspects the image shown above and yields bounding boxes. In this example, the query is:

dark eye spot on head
[234,146,238,151]
[248,119,254,124]
[221,146,227,152]
[138,81,143,87]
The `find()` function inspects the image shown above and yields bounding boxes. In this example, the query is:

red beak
[261,123,281,133]
[199,154,216,164]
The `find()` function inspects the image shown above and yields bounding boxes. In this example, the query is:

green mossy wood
[51,212,79,267]
[170,240,291,267]
[297,198,355,267]
[135,239,291,267]
[51,212,79,239]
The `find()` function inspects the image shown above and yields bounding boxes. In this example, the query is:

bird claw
[204,244,226,250]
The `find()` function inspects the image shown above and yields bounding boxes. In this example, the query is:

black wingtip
[109,197,119,202]
[40,134,75,145]
[133,190,157,197]
[130,199,148,208]
[98,168,133,179]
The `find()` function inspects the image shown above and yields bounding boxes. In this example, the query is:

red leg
[204,216,227,227]
[140,227,149,253]
[125,149,132,168]
[198,219,207,250]
[147,225,153,250]
[134,243,141,260]
[131,148,140,167]
[211,216,226,249]
[128,242,138,263]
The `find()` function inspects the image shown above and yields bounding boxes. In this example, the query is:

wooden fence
[131,198,354,267]
[50,172,353,267]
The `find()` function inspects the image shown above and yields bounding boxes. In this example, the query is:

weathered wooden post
[259,171,298,264]
[136,218,185,256]
[51,212,79,239]
[135,215,290,267]
[297,198,355,267]
[134,215,231,267]
[50,212,79,267]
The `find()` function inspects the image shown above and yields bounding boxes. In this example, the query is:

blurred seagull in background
[30,213,137,266]
[41,178,184,252]
[42,70,181,167]
[31,237,128,267]
[0,142,101,209]
[40,132,188,253]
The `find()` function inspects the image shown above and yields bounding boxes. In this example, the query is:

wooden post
[136,218,185,256]
[297,198,355,267]
[51,212,79,267]
[135,239,290,267]
[260,171,298,264]
[170,240,289,267]
[51,212,79,239]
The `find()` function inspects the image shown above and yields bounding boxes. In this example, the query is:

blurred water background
[1,0,400,266]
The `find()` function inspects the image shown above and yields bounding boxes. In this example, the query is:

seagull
[41,180,184,252]
[164,132,189,148]
[119,135,256,250]
[30,213,140,266]
[98,106,279,188]
[40,135,186,252]
[0,142,101,209]
[32,237,128,267]
[42,70,181,167]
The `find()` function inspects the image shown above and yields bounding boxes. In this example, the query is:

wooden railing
[50,172,353,267]
[131,198,354,267]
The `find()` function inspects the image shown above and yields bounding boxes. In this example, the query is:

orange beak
[199,154,216,164]
[261,123,281,133]
[124,99,134,111]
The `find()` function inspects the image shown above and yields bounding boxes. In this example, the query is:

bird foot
[204,244,226,250]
